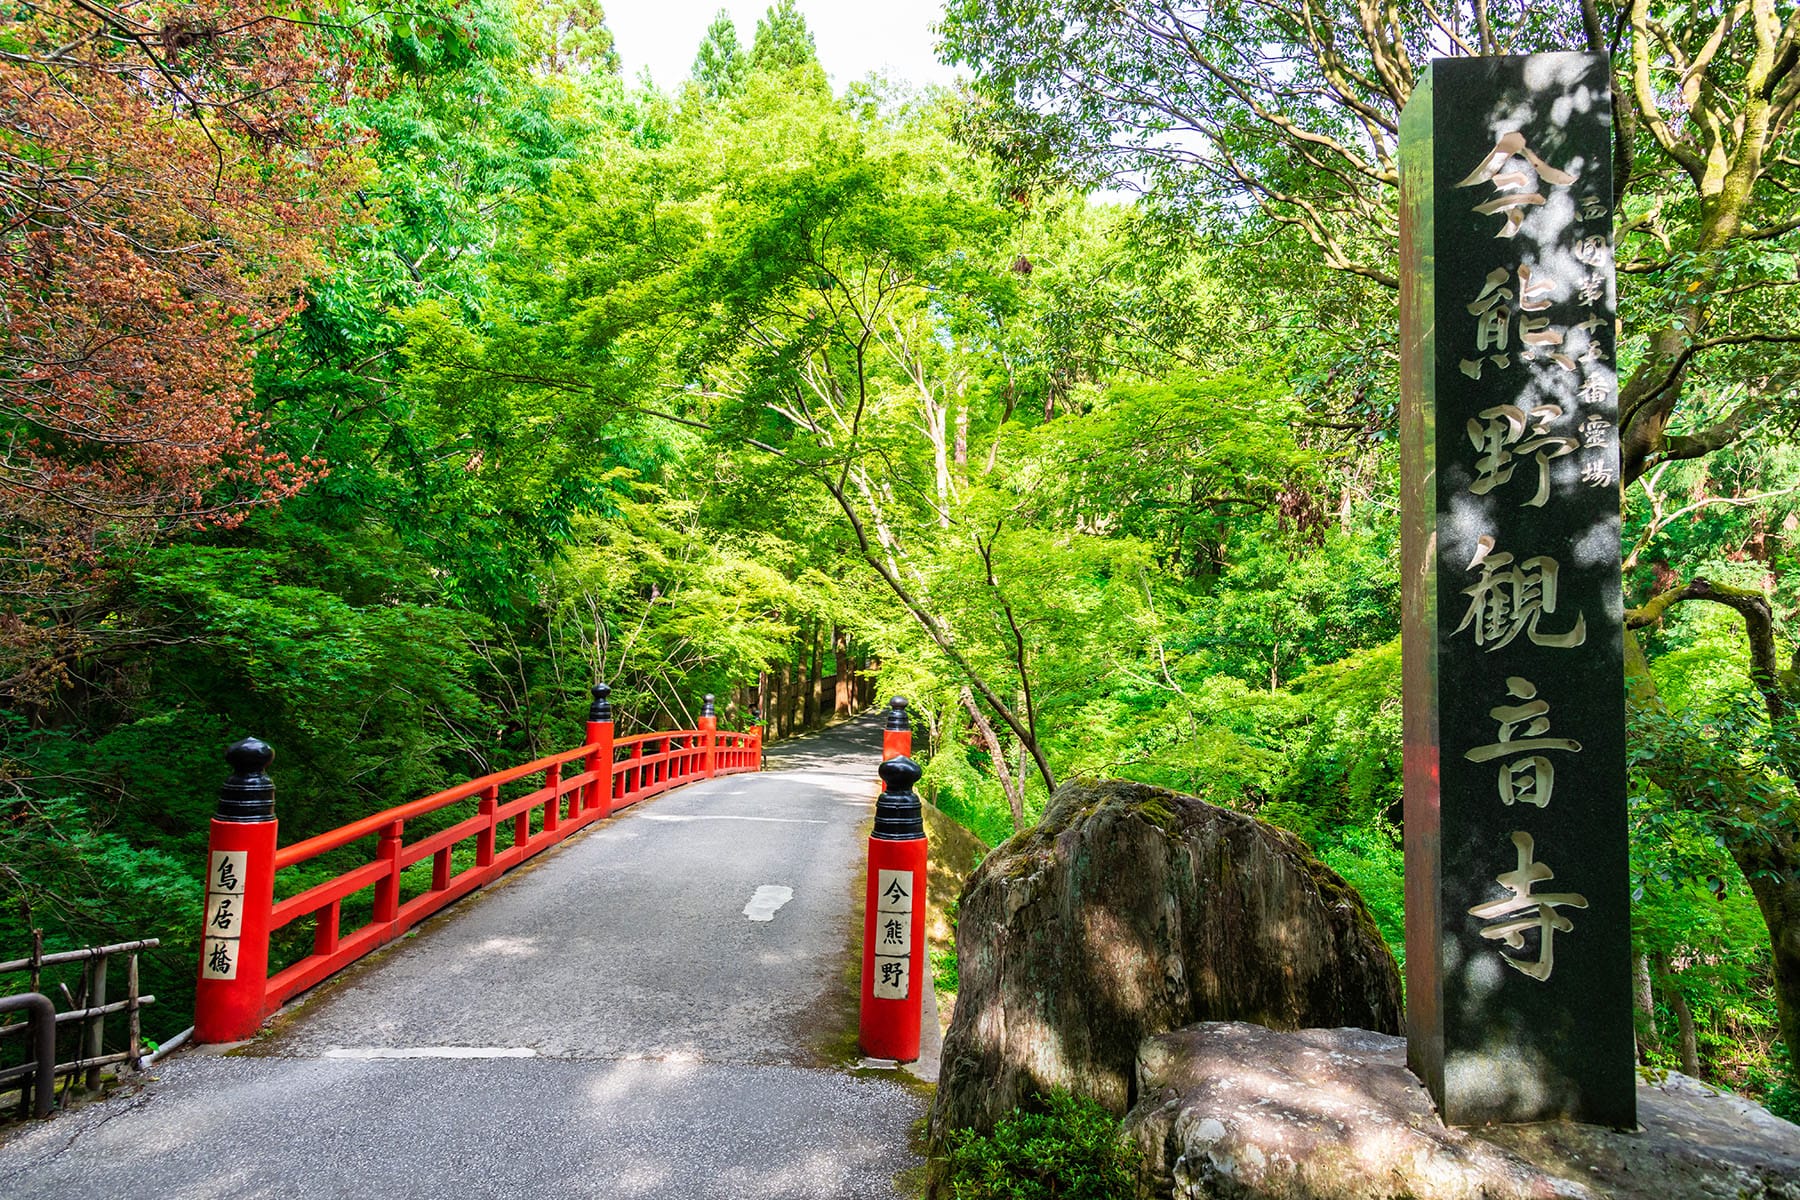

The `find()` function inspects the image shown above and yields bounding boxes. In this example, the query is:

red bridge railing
[193,689,760,1043]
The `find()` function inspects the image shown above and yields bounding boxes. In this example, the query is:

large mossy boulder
[928,778,1402,1155]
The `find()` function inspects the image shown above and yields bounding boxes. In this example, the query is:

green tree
[257,2,640,608]
[691,9,748,99]
[750,0,825,83]
[536,0,622,75]
[941,0,1799,464]
[0,0,643,1039]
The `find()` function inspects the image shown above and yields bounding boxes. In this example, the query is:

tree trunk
[1633,950,1660,1062]
[833,625,851,715]
[1625,597,1800,1072]
[795,642,806,731]
[961,687,1025,833]
[910,366,953,528]
[931,403,952,528]
[1741,836,1800,1081]
[804,622,820,729]
[811,623,824,726]
[777,660,791,739]
[772,664,782,739]
[1011,689,1028,806]
[1657,954,1701,1077]
[788,647,802,734]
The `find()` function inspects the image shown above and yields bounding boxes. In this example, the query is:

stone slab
[1124,1022,1800,1200]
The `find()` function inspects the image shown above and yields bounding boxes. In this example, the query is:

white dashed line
[322,1047,538,1059]
[638,814,826,824]
[743,886,795,922]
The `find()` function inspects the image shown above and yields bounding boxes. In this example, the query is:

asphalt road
[0,713,931,1199]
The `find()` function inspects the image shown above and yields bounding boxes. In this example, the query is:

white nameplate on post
[876,869,912,912]
[874,869,915,1000]
[209,851,247,895]
[203,850,250,981]
[201,937,239,981]
[204,892,245,938]
[875,911,912,956]
[873,953,910,1000]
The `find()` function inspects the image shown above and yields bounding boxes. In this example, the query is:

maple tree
[0,0,364,698]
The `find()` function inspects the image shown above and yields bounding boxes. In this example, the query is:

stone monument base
[1124,1022,1800,1200]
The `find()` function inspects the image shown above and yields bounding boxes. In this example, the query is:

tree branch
[960,686,1025,832]
[817,471,1055,794]
[975,517,1051,792]
[1626,577,1787,726]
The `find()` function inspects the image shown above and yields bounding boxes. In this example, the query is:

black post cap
[873,754,925,840]
[702,694,716,718]
[588,683,612,723]
[217,738,275,823]
[886,696,910,732]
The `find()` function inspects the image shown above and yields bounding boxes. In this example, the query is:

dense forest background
[2,0,1797,1107]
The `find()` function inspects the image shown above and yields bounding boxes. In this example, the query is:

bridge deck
[0,714,931,1199]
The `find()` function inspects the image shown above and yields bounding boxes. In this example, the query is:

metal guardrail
[0,938,159,1118]
[0,994,54,1118]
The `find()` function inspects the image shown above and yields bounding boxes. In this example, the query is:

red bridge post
[882,696,911,763]
[859,754,928,1062]
[700,694,718,778]
[876,695,911,790]
[586,684,614,817]
[195,739,278,1044]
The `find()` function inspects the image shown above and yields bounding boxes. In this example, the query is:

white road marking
[322,1047,538,1059]
[638,814,826,824]
[743,885,795,922]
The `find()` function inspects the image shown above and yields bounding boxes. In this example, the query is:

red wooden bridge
[198,686,761,1042]
[0,697,933,1199]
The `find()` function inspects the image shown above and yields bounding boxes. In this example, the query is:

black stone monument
[1400,53,1636,1128]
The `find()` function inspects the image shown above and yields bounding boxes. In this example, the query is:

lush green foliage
[1,0,1792,1114]
[942,1091,1143,1200]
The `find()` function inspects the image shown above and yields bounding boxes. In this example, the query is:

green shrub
[943,1090,1142,1199]
[1764,1073,1800,1123]
[1741,1045,1800,1122]
[1314,818,1405,968]
[931,946,960,994]
[932,897,961,994]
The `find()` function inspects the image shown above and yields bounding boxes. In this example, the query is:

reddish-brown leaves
[0,1,366,697]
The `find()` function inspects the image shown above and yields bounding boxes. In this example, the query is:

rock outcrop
[1124,1021,1800,1200]
[928,779,1402,1151]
